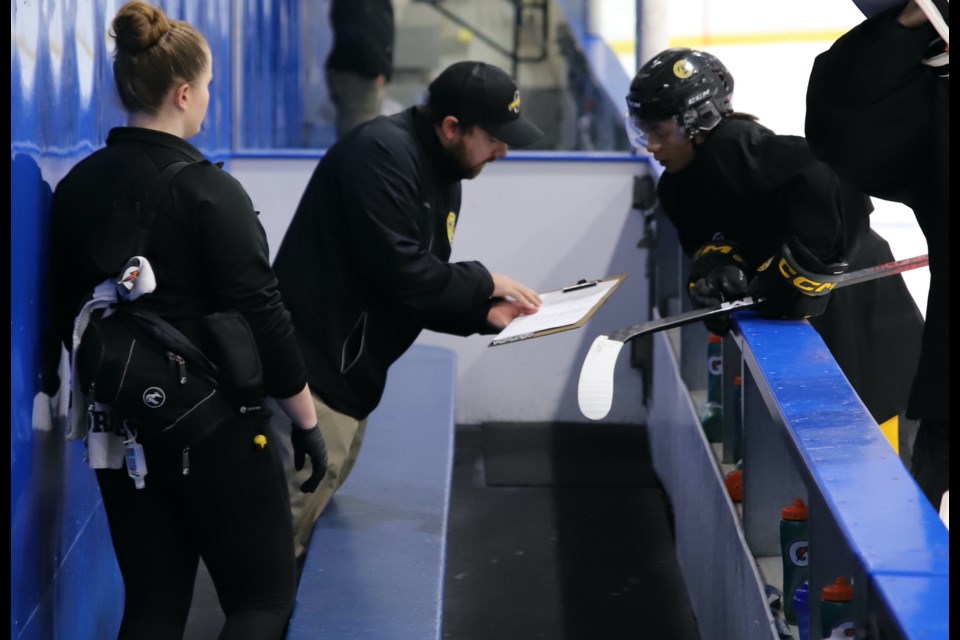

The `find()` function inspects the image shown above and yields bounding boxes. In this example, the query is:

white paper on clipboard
[489,275,626,346]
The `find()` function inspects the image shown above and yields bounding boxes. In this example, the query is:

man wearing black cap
[270,60,545,558]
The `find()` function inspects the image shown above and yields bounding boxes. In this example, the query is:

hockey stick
[578,253,929,420]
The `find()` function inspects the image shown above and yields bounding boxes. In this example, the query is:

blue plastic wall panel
[239,0,303,148]
[11,0,232,161]
[287,345,457,640]
[11,2,232,639]
[647,329,776,640]
[734,313,949,636]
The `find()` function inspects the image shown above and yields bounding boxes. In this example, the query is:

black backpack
[75,305,233,443]
[74,161,257,444]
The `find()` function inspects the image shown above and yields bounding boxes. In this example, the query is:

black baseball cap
[427,61,544,148]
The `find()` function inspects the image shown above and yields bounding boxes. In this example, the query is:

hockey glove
[687,242,749,335]
[747,240,848,320]
[291,424,329,493]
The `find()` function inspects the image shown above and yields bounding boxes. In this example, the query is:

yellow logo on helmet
[673,60,694,79]
[447,212,457,244]
[508,90,521,114]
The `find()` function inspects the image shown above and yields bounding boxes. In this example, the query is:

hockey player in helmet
[625,47,734,170]
[627,48,925,456]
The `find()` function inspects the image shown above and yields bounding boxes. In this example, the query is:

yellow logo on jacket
[447,212,457,244]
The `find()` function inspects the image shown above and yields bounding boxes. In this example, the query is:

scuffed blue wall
[10,1,235,638]
[239,0,304,148]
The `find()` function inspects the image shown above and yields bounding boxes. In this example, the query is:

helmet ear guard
[681,100,724,138]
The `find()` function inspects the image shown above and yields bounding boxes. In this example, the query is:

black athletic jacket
[48,128,308,400]
[657,118,924,424]
[325,0,394,81]
[274,107,496,420]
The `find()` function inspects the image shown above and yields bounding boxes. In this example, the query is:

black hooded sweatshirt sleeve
[656,118,871,271]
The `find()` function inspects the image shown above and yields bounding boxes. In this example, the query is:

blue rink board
[736,313,949,637]
[287,344,458,640]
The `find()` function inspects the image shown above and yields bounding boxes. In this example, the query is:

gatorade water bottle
[792,581,810,640]
[820,577,854,638]
[700,334,723,442]
[780,498,809,624]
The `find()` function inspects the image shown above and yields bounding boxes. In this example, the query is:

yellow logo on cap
[673,59,694,79]
[447,212,457,244]
[508,90,521,114]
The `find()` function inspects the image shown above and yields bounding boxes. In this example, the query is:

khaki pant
[265,394,368,558]
[326,68,385,139]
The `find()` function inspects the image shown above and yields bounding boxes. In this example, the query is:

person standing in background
[326,0,395,139]
[805,0,949,511]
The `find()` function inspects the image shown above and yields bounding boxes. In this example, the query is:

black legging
[97,412,296,640]
[805,4,949,507]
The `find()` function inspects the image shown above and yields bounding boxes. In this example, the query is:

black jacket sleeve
[694,124,871,266]
[338,135,495,332]
[179,165,309,399]
[742,133,870,265]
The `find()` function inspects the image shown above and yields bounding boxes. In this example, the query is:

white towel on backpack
[67,257,157,469]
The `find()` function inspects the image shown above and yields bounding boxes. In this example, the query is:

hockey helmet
[625,48,734,145]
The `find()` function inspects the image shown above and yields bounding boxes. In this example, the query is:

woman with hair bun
[45,2,327,638]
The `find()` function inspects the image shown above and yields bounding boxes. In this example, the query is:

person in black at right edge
[805,0,948,511]
[325,0,395,139]
[625,48,925,462]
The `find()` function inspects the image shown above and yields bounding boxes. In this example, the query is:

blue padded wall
[239,0,304,148]
[11,2,234,638]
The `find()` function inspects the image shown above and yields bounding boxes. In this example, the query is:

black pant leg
[910,417,950,510]
[189,414,297,640]
[97,461,199,640]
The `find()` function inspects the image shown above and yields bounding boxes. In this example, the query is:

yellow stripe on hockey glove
[748,242,847,320]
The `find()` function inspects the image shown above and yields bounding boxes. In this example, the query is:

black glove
[291,424,328,493]
[747,240,848,320]
[687,242,749,335]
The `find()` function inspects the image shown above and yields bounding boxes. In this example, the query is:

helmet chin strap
[690,131,705,151]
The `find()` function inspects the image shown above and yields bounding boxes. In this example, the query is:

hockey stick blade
[577,336,626,420]
[577,253,928,420]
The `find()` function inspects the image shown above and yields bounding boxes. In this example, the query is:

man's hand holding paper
[489,275,626,345]
[487,273,542,329]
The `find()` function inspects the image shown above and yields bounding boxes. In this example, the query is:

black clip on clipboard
[561,279,602,293]
[489,274,628,346]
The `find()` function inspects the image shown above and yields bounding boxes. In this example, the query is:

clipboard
[489,274,627,346]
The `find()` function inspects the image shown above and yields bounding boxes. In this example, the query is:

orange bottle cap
[781,498,808,520]
[725,469,743,502]
[708,334,723,344]
[822,577,854,601]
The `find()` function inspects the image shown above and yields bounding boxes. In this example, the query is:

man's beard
[446,139,492,181]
